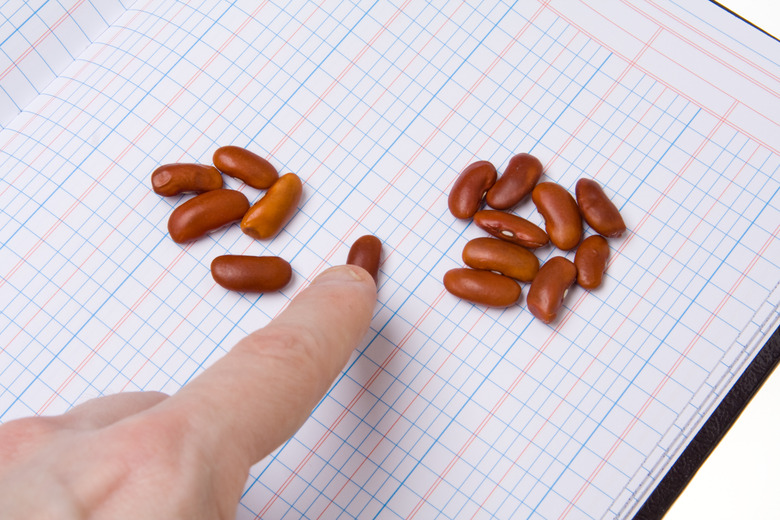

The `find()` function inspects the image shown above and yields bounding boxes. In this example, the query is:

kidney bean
[532,182,582,250]
[447,160,497,219]
[213,145,279,189]
[575,178,626,238]
[347,235,382,284]
[443,268,522,307]
[574,235,609,289]
[486,153,543,210]
[462,237,539,282]
[473,210,549,249]
[211,255,292,292]
[167,189,249,244]
[151,163,223,196]
[240,173,303,240]
[526,256,577,324]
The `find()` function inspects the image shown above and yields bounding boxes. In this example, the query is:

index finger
[159,264,377,464]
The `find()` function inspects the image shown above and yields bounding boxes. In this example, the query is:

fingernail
[313,265,370,284]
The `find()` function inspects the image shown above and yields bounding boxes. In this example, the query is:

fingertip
[312,264,376,287]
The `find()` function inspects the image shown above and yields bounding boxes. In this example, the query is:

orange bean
[526,256,577,324]
[447,161,497,219]
[151,163,223,196]
[346,235,382,284]
[574,235,609,289]
[531,182,582,250]
[240,173,303,240]
[443,268,521,307]
[462,237,539,282]
[486,153,543,209]
[167,189,249,244]
[473,210,549,249]
[213,145,278,189]
[575,178,626,238]
[211,255,292,292]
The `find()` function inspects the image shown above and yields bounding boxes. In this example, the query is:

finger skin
[162,265,377,464]
[61,392,169,429]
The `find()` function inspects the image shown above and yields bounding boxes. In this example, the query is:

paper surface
[1,1,779,518]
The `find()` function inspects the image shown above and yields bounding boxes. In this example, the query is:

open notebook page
[1,0,779,518]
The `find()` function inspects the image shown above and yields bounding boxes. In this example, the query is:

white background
[664,3,780,519]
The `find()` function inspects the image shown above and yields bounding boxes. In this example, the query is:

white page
[0,1,779,519]
[0,0,130,127]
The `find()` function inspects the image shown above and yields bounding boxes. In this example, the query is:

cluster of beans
[445,153,626,324]
[152,145,381,292]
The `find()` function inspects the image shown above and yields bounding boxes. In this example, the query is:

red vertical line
[120,1,426,397]
[628,0,780,96]
[285,0,552,303]
[171,0,301,160]
[314,298,495,519]
[117,281,220,392]
[408,304,580,520]
[545,3,779,156]
[559,221,780,520]
[32,3,272,414]
[260,3,556,514]
[410,96,737,518]
[0,1,189,292]
[295,3,466,189]
[544,27,663,171]
[586,86,667,183]
[0,188,158,356]
[471,145,758,515]
[306,25,585,520]
[553,104,746,519]
[573,0,780,111]
[0,0,155,190]
[0,0,88,82]
[266,0,414,160]
[254,289,448,519]
[35,244,191,414]
[474,142,760,515]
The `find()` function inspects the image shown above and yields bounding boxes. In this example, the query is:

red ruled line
[545,3,779,156]
[560,221,780,520]
[0,0,88,83]
[310,22,581,520]
[407,23,678,519]
[0,2,156,198]
[544,27,663,172]
[551,102,740,518]
[632,0,780,98]
[256,3,556,516]
[33,3,270,415]
[472,142,761,517]
[0,0,184,295]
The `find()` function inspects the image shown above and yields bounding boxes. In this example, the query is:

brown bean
[346,235,382,284]
[531,182,582,250]
[443,268,522,307]
[486,153,543,209]
[462,237,539,282]
[213,145,278,189]
[447,161,497,219]
[211,255,292,292]
[574,235,609,289]
[167,189,249,244]
[240,173,303,240]
[151,163,223,196]
[473,210,549,249]
[526,256,577,324]
[575,178,626,238]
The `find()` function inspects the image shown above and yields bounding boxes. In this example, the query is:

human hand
[0,265,376,520]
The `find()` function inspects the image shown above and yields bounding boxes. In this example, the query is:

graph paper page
[1,1,779,519]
